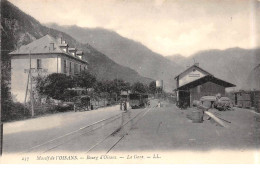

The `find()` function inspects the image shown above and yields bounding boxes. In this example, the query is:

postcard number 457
[22,157,29,162]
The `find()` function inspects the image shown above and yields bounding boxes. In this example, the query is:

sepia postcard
[0,0,260,164]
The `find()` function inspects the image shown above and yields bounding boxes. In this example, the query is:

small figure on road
[124,101,127,111]
[147,100,150,108]
[120,100,123,110]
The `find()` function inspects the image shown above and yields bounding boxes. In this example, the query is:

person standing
[120,100,122,110]
[124,100,127,111]
[158,101,161,108]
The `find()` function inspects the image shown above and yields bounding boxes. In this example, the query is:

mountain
[1,0,152,85]
[47,24,183,91]
[167,47,260,90]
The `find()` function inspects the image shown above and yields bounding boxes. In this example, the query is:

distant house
[9,34,88,102]
[174,63,236,107]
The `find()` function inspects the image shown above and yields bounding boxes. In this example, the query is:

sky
[9,0,260,57]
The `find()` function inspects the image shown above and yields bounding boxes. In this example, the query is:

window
[74,63,78,74]
[69,62,72,73]
[63,60,67,73]
[37,59,42,69]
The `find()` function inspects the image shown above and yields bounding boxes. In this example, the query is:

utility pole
[116,73,118,103]
[24,52,35,117]
[57,55,59,73]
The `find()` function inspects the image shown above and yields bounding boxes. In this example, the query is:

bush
[56,104,73,112]
[34,105,58,115]
[34,103,73,116]
[2,102,31,122]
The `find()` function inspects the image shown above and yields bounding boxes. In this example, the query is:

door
[179,91,190,107]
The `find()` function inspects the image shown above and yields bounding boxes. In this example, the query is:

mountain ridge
[48,23,260,91]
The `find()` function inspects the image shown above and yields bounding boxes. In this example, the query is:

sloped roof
[174,64,213,79]
[9,34,88,64]
[176,75,236,90]
[9,35,63,55]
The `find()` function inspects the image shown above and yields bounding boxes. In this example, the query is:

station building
[9,34,89,102]
[174,63,236,107]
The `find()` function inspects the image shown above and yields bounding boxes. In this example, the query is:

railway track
[21,105,154,155]
[21,111,123,154]
[86,105,155,154]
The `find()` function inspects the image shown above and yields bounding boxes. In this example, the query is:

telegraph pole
[116,73,118,103]
[29,52,35,117]
[24,51,35,117]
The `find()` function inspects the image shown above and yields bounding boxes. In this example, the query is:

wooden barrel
[192,110,203,123]
[192,100,201,107]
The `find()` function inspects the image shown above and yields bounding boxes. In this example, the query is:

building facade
[9,34,89,102]
[174,64,235,107]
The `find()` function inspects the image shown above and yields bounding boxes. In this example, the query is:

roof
[9,34,88,64]
[9,35,64,55]
[174,64,213,79]
[176,75,236,90]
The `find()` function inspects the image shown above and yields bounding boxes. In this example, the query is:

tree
[36,73,74,100]
[116,79,131,92]
[73,71,97,88]
[131,82,148,94]
[149,81,156,95]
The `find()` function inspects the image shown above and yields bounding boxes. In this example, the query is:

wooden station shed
[174,64,236,107]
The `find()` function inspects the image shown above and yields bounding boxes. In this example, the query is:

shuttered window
[37,59,42,69]
[63,60,67,73]
[74,63,78,74]
[69,62,72,73]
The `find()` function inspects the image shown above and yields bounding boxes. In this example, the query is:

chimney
[195,63,199,67]
[76,51,83,59]
[74,49,77,57]
[68,48,77,56]
[57,37,62,44]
